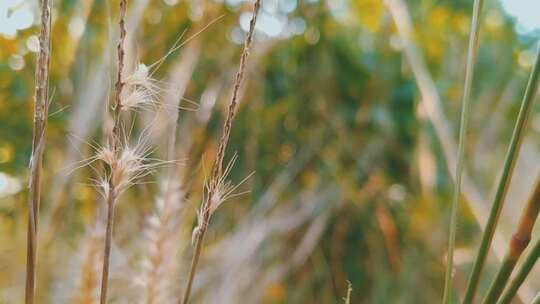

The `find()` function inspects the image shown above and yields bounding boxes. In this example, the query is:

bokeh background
[1,0,540,303]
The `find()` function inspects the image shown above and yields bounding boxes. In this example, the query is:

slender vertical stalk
[384,4,520,298]
[482,176,540,303]
[100,193,117,304]
[443,0,484,302]
[181,223,206,304]
[179,1,261,303]
[111,0,128,153]
[344,280,352,304]
[99,0,128,303]
[463,43,540,304]
[498,233,540,303]
[25,0,52,303]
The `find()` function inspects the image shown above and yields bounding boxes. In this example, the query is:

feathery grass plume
[25,0,52,303]
[442,0,484,302]
[482,175,540,303]
[134,19,226,302]
[96,1,184,301]
[93,135,173,301]
[94,18,214,302]
[41,0,153,246]
[180,1,262,303]
[137,180,186,304]
[99,0,129,302]
[71,226,105,304]
[122,63,161,112]
[464,42,540,304]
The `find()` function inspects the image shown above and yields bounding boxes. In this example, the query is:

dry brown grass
[180,1,262,303]
[25,0,52,303]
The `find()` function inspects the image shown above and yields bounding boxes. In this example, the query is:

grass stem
[25,0,52,303]
[463,43,540,304]
[100,194,117,304]
[482,176,540,303]
[180,221,206,304]
[99,0,128,303]
[179,1,261,303]
[443,0,484,302]
[498,229,540,303]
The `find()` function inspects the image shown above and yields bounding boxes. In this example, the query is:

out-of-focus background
[1,0,540,303]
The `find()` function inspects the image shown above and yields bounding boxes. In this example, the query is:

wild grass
[25,0,52,303]
[180,1,262,303]
[13,0,540,303]
[463,43,540,303]
[95,0,175,301]
[136,44,199,304]
[442,0,484,302]
[384,0,540,302]
[98,1,129,302]
[483,174,540,303]
[498,241,540,303]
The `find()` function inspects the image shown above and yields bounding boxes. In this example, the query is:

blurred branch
[247,210,331,303]
[201,186,340,304]
[375,200,401,272]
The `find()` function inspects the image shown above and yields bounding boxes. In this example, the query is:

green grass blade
[497,236,540,304]
[463,43,540,304]
[481,254,518,304]
[532,292,540,304]
[482,167,540,302]
[442,0,484,303]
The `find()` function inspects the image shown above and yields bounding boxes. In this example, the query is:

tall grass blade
[482,175,540,303]
[463,43,540,304]
[443,0,484,302]
[497,227,540,303]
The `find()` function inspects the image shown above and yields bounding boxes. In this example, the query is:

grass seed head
[122,63,161,112]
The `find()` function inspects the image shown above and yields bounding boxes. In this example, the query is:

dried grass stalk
[180,1,262,303]
[25,0,52,303]
[99,0,129,303]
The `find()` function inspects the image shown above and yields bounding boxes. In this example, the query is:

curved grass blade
[463,43,540,304]
[498,229,540,303]
[482,176,540,303]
